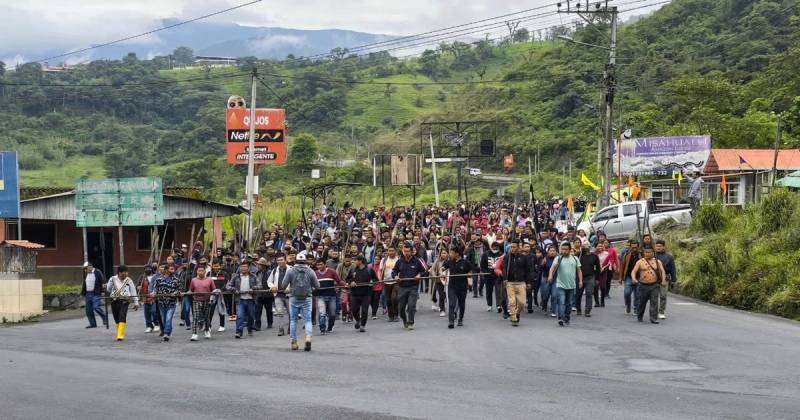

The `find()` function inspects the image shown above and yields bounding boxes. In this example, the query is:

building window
[22,223,57,249]
[137,226,174,251]
[651,189,673,205]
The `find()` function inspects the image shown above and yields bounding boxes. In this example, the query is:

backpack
[291,267,313,298]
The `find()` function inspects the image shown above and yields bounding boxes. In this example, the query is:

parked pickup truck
[577,200,692,241]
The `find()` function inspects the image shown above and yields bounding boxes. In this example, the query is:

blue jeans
[550,282,557,314]
[556,287,575,323]
[159,303,177,337]
[539,279,551,310]
[316,295,337,333]
[289,297,313,340]
[624,277,640,312]
[84,292,107,327]
[181,295,193,327]
[236,299,256,334]
[143,302,156,328]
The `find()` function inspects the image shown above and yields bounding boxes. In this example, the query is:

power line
[26,0,263,65]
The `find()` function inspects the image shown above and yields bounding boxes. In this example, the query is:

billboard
[226,108,287,165]
[0,152,20,219]
[613,135,711,176]
[76,177,164,227]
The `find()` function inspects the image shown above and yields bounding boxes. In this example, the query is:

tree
[288,133,319,173]
[513,28,530,43]
[0,60,5,77]
[172,46,194,66]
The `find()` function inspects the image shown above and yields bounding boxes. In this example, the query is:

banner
[226,108,287,165]
[613,135,711,176]
[0,151,20,218]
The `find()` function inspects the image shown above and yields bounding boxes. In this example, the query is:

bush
[692,202,728,233]
[757,189,795,235]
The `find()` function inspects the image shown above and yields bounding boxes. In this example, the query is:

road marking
[673,302,697,306]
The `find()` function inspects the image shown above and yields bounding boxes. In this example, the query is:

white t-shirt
[85,271,96,292]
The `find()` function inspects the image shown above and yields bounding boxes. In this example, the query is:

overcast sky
[2,0,666,64]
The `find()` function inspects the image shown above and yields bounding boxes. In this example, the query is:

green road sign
[75,177,164,227]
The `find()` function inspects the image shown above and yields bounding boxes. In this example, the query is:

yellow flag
[567,195,574,210]
[581,173,601,191]
[677,172,683,185]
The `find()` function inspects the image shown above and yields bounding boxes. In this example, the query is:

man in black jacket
[502,241,535,327]
[480,242,503,312]
[576,243,601,316]
[348,255,378,332]
[444,246,476,328]
[655,239,677,320]
[391,244,426,330]
[80,262,108,328]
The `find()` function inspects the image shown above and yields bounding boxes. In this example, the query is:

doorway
[87,231,114,276]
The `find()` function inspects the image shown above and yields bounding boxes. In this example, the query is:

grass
[42,284,82,295]
[345,74,447,128]
[21,156,107,187]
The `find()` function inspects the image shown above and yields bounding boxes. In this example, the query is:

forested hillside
[0,0,798,203]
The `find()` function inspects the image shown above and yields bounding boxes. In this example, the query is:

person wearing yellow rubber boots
[106,265,138,341]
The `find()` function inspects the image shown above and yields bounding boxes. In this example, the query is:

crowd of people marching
[81,199,677,351]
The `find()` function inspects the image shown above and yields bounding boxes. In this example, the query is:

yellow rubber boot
[116,322,126,341]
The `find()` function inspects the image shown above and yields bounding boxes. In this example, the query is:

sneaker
[564,320,570,326]
[637,318,643,323]
[439,311,446,317]
[527,309,533,314]
[585,313,591,317]
[372,316,377,320]
[650,320,659,324]
[204,331,211,339]
[550,313,556,318]
[511,321,519,327]
[217,326,226,332]
[658,314,666,319]
[234,333,242,339]
[163,336,170,342]
[486,306,493,312]
[291,340,299,350]
[179,322,184,326]
[558,320,564,327]
[85,325,96,329]
[403,323,409,329]
[359,327,365,333]
[496,306,502,313]
[153,326,160,332]
[354,322,360,330]
[626,307,631,314]
[190,334,198,341]
[457,320,463,327]
[432,305,439,311]
[448,324,454,329]
[572,307,577,312]
[229,315,237,321]
[278,327,285,336]
[185,326,192,330]
[407,324,414,330]
[247,330,253,337]
[502,313,509,320]
[304,339,312,351]
[144,327,153,333]
[320,330,326,336]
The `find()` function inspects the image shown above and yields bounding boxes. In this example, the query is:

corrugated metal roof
[0,240,46,249]
[20,193,245,221]
[706,149,800,172]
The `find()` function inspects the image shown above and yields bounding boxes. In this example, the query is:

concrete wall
[0,276,44,323]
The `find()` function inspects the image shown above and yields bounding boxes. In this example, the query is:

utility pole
[771,113,783,187]
[245,68,257,250]
[352,126,356,161]
[558,0,618,207]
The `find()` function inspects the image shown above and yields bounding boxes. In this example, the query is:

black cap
[355,255,367,263]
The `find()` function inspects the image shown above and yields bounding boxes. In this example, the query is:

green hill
[0,0,798,203]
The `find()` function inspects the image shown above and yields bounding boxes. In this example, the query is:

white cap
[83,261,91,268]
[295,252,307,262]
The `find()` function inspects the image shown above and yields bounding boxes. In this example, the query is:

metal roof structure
[705,149,800,173]
[20,192,246,222]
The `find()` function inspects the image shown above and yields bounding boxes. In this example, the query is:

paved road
[2,288,799,420]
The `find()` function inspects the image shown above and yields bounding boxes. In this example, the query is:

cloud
[248,35,307,53]
[0,0,668,64]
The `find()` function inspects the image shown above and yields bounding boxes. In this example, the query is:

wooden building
[0,190,244,286]
[634,149,800,207]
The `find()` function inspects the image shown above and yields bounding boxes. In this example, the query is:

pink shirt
[189,277,215,302]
